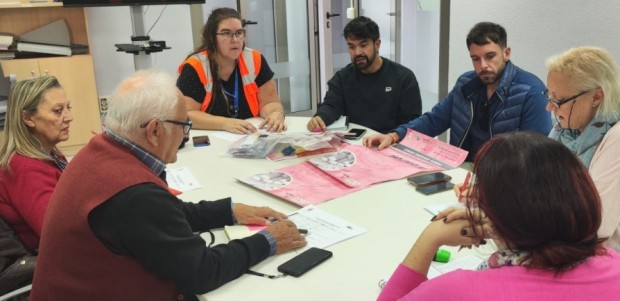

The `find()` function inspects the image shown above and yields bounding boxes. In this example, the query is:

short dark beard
[352,45,377,71]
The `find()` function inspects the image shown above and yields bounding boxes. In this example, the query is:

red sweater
[31,134,181,301]
[0,153,62,249]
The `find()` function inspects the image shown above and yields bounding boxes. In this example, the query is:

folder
[16,42,71,56]
[19,20,71,46]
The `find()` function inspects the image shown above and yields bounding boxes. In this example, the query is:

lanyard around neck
[222,68,239,117]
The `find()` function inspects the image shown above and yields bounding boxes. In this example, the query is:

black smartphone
[407,172,452,187]
[344,128,367,140]
[192,135,210,147]
[416,182,455,195]
[277,247,333,277]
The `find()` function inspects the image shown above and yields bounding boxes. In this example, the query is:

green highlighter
[433,249,451,263]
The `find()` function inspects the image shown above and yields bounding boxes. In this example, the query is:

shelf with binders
[0,4,101,155]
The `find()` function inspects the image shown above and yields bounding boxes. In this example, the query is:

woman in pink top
[378,132,620,301]
[0,76,72,250]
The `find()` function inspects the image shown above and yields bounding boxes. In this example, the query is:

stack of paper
[0,33,16,59]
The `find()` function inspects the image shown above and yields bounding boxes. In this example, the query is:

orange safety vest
[179,47,262,116]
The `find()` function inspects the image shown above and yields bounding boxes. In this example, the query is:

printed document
[287,205,367,248]
[166,166,201,192]
[224,205,367,249]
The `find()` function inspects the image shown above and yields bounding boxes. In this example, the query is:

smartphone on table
[343,128,367,140]
[277,247,333,277]
[407,172,451,187]
[415,182,455,195]
[192,135,210,147]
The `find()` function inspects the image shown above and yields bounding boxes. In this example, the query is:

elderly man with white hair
[31,70,306,301]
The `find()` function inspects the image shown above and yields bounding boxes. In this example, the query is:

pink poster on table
[307,129,467,187]
[395,129,468,169]
[306,144,442,187]
[238,162,366,207]
[240,129,468,205]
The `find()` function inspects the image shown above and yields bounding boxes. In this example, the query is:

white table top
[168,117,474,301]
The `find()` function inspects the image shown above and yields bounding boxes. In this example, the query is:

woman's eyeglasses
[542,90,589,109]
[140,119,192,135]
[216,30,246,41]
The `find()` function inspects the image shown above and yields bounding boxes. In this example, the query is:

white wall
[361,1,392,58]
[399,1,440,112]
[448,0,620,90]
[86,5,195,97]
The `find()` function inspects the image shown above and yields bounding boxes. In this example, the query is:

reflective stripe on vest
[178,48,262,116]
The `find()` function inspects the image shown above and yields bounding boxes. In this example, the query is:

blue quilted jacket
[394,61,551,151]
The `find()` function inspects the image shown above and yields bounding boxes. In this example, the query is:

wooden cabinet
[0,3,101,155]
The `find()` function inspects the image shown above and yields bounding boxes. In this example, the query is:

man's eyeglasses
[216,30,246,41]
[542,90,589,109]
[140,119,192,135]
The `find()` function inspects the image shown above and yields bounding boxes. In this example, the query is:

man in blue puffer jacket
[363,22,551,162]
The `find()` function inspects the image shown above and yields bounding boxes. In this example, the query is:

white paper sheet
[428,255,484,278]
[166,166,202,192]
[424,202,465,216]
[288,205,368,249]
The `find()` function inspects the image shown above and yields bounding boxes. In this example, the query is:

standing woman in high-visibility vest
[177,7,287,134]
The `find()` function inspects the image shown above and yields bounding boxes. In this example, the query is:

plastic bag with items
[266,132,345,161]
[227,133,281,158]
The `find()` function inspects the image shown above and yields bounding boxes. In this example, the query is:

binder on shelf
[16,42,71,56]
[19,19,71,46]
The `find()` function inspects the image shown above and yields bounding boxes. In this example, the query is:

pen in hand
[460,171,471,195]
[458,172,472,252]
[267,217,308,234]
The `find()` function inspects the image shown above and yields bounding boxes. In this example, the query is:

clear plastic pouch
[227,133,281,158]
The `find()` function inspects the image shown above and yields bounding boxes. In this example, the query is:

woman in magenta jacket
[378,132,620,301]
[0,76,72,250]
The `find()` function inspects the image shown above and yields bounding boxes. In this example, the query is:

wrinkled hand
[232,203,287,226]
[362,133,393,150]
[222,119,258,134]
[259,111,286,132]
[306,116,326,132]
[264,220,307,254]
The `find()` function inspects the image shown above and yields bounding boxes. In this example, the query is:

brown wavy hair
[186,7,244,113]
[469,132,606,272]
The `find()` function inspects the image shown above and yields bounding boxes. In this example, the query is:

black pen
[268,217,307,234]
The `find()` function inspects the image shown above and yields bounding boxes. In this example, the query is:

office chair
[0,284,32,301]
[0,216,35,301]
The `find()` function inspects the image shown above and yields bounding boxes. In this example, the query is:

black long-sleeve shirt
[88,182,270,300]
[316,57,422,133]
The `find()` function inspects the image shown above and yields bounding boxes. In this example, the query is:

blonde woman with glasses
[177,7,286,134]
[545,46,620,251]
